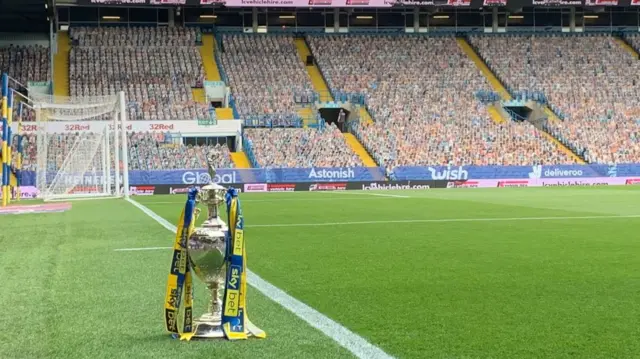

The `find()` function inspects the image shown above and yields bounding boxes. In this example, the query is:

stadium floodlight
[32,91,129,201]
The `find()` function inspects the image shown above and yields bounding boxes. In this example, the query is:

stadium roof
[0,0,53,33]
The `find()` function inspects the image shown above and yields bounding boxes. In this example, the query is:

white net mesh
[34,93,124,201]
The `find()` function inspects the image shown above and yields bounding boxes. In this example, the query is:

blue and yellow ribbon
[221,187,266,340]
[1,73,8,207]
[164,187,197,340]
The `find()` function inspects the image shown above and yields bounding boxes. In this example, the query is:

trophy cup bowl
[187,180,229,339]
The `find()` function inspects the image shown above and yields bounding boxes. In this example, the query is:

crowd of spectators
[70,27,200,47]
[470,34,640,164]
[128,132,233,170]
[220,35,314,126]
[9,31,640,170]
[626,34,640,56]
[307,35,575,170]
[17,132,234,172]
[244,123,362,168]
[0,45,50,86]
[69,27,209,122]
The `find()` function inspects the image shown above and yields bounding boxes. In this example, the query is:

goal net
[32,92,129,201]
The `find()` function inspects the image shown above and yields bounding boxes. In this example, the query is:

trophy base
[189,317,266,340]
[192,320,225,339]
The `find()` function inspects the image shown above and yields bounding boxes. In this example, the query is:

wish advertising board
[392,164,628,181]
[17,164,640,187]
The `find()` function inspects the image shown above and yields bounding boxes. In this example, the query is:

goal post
[32,91,130,201]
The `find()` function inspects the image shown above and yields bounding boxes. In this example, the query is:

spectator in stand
[470,34,640,164]
[0,45,50,86]
[220,34,314,127]
[68,27,209,122]
[244,123,362,168]
[307,35,575,173]
[19,132,234,172]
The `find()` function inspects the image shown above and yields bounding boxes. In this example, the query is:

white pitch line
[248,214,640,228]
[114,246,172,252]
[124,197,395,359]
[113,214,640,246]
[145,197,396,205]
[327,191,410,198]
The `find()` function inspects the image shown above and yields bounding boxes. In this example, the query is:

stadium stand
[18,132,234,172]
[244,124,362,168]
[128,132,233,170]
[219,34,315,126]
[68,27,210,122]
[306,35,576,171]
[618,34,640,60]
[0,45,50,86]
[469,34,640,164]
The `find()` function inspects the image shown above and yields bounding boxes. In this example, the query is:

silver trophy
[187,155,229,339]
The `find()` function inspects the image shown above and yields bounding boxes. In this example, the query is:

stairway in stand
[486,105,506,125]
[344,133,377,167]
[200,34,222,82]
[614,36,640,59]
[54,31,70,97]
[199,34,234,120]
[191,88,206,104]
[294,38,332,102]
[231,152,252,168]
[457,37,584,164]
[358,107,374,125]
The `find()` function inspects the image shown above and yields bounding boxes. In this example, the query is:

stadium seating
[128,132,233,170]
[69,27,209,122]
[469,34,640,164]
[244,124,362,168]
[306,35,575,170]
[18,132,234,172]
[219,34,314,126]
[626,34,640,55]
[0,45,50,86]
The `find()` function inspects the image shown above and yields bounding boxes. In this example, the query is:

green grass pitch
[2,187,640,359]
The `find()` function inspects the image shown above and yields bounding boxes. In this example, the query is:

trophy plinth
[186,167,229,339]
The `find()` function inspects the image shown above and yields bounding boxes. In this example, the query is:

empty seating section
[470,34,640,164]
[69,27,209,122]
[17,132,234,172]
[0,45,50,86]
[307,35,573,170]
[244,124,363,168]
[220,35,314,126]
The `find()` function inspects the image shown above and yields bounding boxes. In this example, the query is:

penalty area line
[124,197,395,359]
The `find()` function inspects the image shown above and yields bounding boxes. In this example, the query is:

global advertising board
[19,167,387,186]
[16,164,640,187]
